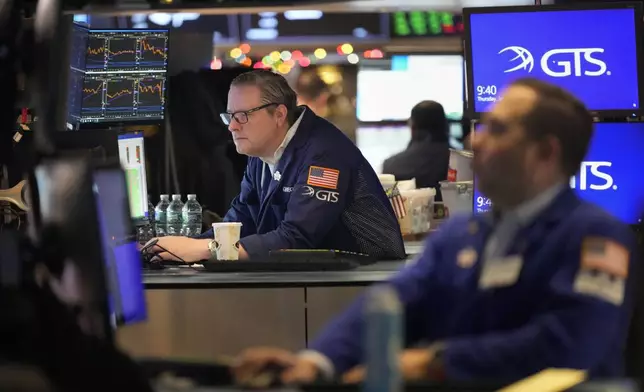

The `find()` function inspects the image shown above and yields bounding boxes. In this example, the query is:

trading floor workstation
[2,0,644,391]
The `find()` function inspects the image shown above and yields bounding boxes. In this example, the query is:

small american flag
[307,166,339,189]
[581,238,629,279]
[388,183,406,219]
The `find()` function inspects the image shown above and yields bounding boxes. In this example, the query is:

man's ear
[275,105,288,126]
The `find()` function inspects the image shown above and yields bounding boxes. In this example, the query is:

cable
[154,243,202,271]
[153,243,202,270]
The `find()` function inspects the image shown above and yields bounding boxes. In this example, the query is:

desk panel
[306,287,365,344]
[118,288,306,360]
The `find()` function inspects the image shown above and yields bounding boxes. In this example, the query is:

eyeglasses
[220,103,279,126]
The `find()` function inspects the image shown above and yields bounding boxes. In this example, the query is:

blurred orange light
[240,43,251,54]
[336,45,344,55]
[241,57,252,67]
[364,50,372,58]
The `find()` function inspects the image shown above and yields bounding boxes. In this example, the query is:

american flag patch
[307,166,340,189]
[388,183,407,219]
[581,237,629,278]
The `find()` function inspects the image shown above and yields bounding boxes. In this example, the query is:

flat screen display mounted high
[473,122,644,225]
[357,54,464,122]
[463,3,644,118]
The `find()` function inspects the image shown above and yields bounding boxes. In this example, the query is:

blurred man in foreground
[233,78,636,384]
[151,70,405,261]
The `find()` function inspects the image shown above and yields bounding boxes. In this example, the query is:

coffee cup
[211,222,243,261]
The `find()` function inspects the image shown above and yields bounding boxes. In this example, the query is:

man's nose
[228,120,241,133]
[470,129,486,151]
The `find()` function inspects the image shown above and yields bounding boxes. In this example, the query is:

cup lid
[212,222,243,227]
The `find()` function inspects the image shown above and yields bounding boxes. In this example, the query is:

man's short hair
[231,70,299,125]
[295,70,328,101]
[510,78,594,177]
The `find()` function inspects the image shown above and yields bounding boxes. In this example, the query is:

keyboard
[201,249,374,273]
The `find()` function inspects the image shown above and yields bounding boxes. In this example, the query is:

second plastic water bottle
[166,194,184,236]
[181,194,202,236]
[154,194,170,237]
[364,285,403,392]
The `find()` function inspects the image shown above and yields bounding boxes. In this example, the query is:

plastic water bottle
[147,195,156,237]
[166,194,184,236]
[181,194,202,236]
[364,285,403,392]
[154,194,170,237]
[148,195,156,226]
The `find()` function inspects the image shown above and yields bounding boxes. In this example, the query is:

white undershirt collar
[261,109,306,174]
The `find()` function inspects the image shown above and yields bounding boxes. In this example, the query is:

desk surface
[143,242,424,289]
[154,379,637,392]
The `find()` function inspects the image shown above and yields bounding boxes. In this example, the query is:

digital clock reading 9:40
[476,196,492,208]
[477,85,497,96]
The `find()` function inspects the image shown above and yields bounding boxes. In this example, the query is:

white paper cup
[211,222,243,261]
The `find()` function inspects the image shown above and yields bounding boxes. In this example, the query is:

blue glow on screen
[474,123,644,224]
[113,242,147,324]
[94,170,147,326]
[468,8,639,113]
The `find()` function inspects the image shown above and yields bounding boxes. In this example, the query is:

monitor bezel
[33,157,115,342]
[462,2,644,120]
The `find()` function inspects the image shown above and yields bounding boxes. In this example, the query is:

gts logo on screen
[570,161,617,191]
[499,46,609,77]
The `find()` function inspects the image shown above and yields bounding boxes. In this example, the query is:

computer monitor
[92,163,147,326]
[473,122,644,225]
[33,157,113,341]
[357,54,464,122]
[463,3,644,118]
[117,131,149,221]
[66,26,169,128]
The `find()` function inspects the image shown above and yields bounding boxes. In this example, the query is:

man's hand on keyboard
[233,347,320,386]
[144,237,211,262]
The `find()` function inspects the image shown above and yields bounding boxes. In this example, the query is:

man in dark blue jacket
[153,70,405,261]
[232,78,636,384]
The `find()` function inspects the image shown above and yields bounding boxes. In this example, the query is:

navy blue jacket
[200,108,406,260]
[310,188,636,382]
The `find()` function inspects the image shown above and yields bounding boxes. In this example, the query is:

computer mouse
[243,362,287,388]
[147,262,165,270]
[142,253,165,270]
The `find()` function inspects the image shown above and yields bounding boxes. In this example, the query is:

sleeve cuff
[298,350,335,380]
[195,228,213,240]
[238,235,268,259]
